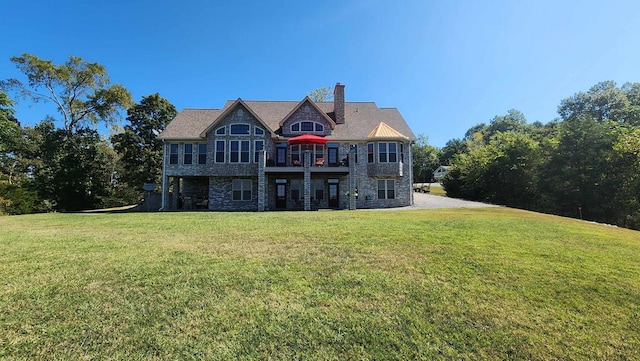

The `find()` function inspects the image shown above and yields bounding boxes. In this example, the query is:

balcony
[264,152,350,174]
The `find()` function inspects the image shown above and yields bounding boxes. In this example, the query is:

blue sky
[2,0,640,147]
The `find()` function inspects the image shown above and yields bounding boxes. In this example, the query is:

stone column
[303,150,311,211]
[161,174,169,211]
[258,150,266,211]
[171,177,179,210]
[349,146,357,210]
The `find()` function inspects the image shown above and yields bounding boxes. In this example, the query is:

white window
[183,143,194,165]
[215,126,225,135]
[377,179,395,199]
[215,140,225,163]
[255,127,265,136]
[198,143,207,164]
[169,143,178,164]
[230,140,250,163]
[378,142,397,163]
[232,179,252,201]
[290,121,324,133]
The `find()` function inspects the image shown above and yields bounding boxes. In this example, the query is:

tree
[411,134,439,183]
[538,116,622,223]
[439,138,467,165]
[464,123,487,140]
[32,121,114,211]
[558,81,629,123]
[483,109,529,141]
[3,53,133,136]
[307,86,333,102]
[111,94,177,201]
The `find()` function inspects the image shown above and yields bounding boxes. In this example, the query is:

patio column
[258,150,266,211]
[349,145,356,210]
[303,150,311,211]
[171,177,179,210]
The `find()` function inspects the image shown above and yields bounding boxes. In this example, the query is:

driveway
[409,192,497,209]
[361,191,497,211]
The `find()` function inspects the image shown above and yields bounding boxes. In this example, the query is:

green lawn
[1,208,639,360]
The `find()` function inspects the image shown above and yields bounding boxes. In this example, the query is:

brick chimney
[333,82,345,124]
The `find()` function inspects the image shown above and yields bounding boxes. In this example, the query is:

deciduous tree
[111,93,177,200]
[3,54,132,136]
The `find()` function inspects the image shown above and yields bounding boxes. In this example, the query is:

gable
[200,99,273,138]
[279,97,336,136]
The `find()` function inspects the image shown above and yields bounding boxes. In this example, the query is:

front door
[328,184,339,208]
[276,184,287,209]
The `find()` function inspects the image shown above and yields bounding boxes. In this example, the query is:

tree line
[413,81,640,230]
[0,54,176,214]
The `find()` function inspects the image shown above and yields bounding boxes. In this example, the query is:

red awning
[287,134,328,145]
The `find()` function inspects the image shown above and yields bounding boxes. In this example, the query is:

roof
[367,122,410,140]
[160,99,416,142]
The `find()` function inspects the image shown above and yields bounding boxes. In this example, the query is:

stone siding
[280,100,333,137]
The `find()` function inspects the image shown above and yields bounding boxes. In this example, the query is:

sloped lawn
[1,208,639,360]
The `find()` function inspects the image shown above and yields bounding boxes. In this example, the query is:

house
[158,83,417,211]
[433,165,450,182]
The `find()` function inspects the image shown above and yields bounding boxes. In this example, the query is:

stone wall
[208,176,258,211]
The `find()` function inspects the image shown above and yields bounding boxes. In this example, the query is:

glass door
[276,184,287,209]
[328,184,339,208]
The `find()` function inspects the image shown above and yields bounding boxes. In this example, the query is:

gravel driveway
[361,191,497,211]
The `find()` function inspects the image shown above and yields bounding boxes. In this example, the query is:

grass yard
[1,208,639,360]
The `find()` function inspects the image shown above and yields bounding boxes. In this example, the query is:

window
[314,144,324,164]
[378,142,397,163]
[367,143,374,163]
[183,144,193,164]
[198,143,207,164]
[291,145,300,164]
[254,140,264,163]
[215,141,225,163]
[230,124,250,135]
[276,145,287,166]
[378,180,395,199]
[328,146,338,166]
[230,140,250,163]
[216,127,225,135]
[400,143,404,163]
[290,179,302,200]
[378,143,386,163]
[169,143,178,164]
[232,179,252,201]
[255,127,265,135]
[389,142,397,162]
[312,179,324,200]
[290,121,324,133]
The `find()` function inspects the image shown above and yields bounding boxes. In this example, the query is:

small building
[158,83,417,211]
[433,165,451,182]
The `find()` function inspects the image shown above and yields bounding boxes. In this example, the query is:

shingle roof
[159,109,223,140]
[159,99,416,141]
